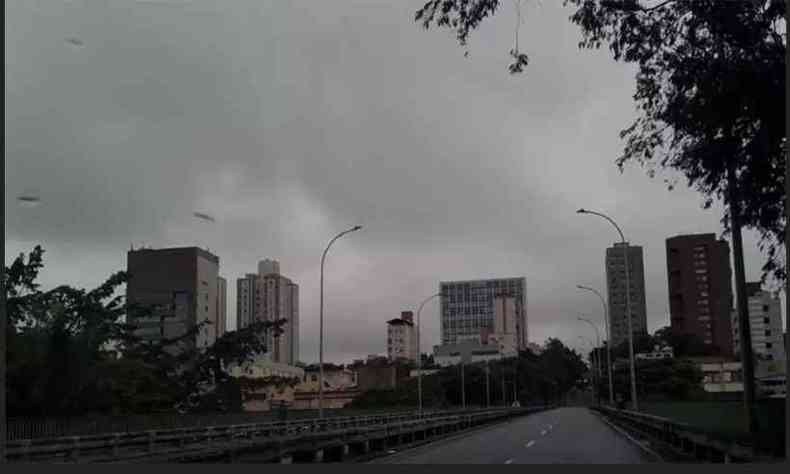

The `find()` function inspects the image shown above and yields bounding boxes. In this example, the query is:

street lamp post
[460,361,466,409]
[485,360,491,408]
[577,208,638,411]
[319,225,362,419]
[578,316,602,405]
[416,292,441,415]
[577,336,596,405]
[577,285,614,406]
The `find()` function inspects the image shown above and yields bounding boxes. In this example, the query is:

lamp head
[352,225,362,231]
[576,208,587,214]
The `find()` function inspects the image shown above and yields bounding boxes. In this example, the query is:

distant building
[227,358,304,411]
[695,359,743,394]
[606,243,648,347]
[733,283,786,374]
[217,276,227,337]
[296,365,358,392]
[635,345,674,360]
[433,342,502,367]
[126,246,221,354]
[409,369,440,378]
[387,311,417,362]
[236,273,257,330]
[440,277,528,350]
[666,233,734,355]
[235,260,299,365]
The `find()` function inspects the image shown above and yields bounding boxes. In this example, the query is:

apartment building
[236,259,300,365]
[126,246,221,354]
[666,234,734,355]
[605,243,648,346]
[439,277,528,350]
[387,311,417,362]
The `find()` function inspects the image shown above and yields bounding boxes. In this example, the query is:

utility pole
[501,365,507,407]
[485,361,491,408]
[460,361,466,409]
[727,161,758,436]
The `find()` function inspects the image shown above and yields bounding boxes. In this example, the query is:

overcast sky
[5,0,781,364]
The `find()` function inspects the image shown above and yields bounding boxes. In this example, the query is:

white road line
[504,459,514,464]
[525,441,535,448]
[548,424,553,430]
[540,430,547,436]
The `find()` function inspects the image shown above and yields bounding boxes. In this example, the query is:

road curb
[593,411,664,463]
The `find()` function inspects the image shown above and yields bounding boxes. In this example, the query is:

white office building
[733,282,785,374]
[440,277,528,350]
[387,312,417,362]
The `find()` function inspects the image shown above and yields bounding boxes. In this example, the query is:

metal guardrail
[592,406,783,463]
[6,408,425,441]
[6,406,548,463]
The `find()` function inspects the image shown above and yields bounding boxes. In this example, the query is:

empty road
[371,407,651,464]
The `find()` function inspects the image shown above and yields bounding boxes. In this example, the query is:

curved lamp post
[578,315,602,405]
[319,225,362,418]
[576,285,614,406]
[577,335,597,403]
[416,292,441,415]
[577,208,638,410]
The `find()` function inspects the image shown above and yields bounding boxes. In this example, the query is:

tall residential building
[387,311,417,362]
[439,277,528,350]
[236,273,257,330]
[236,260,300,365]
[217,276,227,337]
[733,283,786,366]
[605,243,648,347]
[126,246,220,353]
[666,234,733,355]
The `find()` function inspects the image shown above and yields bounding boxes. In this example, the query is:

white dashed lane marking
[540,430,547,436]
[526,441,536,448]
[504,459,514,464]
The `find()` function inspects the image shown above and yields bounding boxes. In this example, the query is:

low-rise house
[227,358,304,411]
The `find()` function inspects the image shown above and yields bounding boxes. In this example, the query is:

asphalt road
[371,407,650,464]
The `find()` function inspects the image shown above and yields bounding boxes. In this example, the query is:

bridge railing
[5,406,551,462]
[592,406,783,463]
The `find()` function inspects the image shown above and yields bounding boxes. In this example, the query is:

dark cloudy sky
[5,0,780,364]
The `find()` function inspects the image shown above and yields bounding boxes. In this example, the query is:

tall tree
[415,0,786,282]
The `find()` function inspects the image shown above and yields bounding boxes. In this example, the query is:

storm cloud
[5,0,774,363]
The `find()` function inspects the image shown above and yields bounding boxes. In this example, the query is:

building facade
[605,243,648,347]
[387,311,417,362]
[433,342,502,367]
[487,294,518,357]
[666,233,734,355]
[236,273,257,331]
[439,277,528,350]
[126,246,220,353]
[733,283,786,368]
[235,260,300,365]
[227,358,304,411]
[217,276,227,337]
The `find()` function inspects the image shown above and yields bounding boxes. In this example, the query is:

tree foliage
[350,338,587,408]
[416,0,786,281]
[5,246,284,417]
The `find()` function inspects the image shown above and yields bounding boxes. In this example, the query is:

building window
[765,330,771,337]
[763,305,769,312]
[763,317,770,324]
[766,343,772,349]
